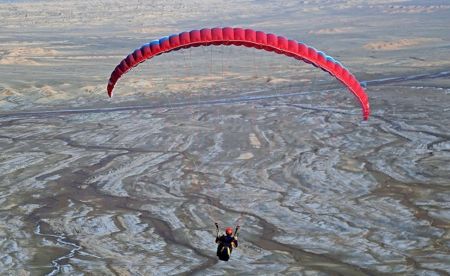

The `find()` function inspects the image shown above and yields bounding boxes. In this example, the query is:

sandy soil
[363,38,441,51]
[1,0,450,275]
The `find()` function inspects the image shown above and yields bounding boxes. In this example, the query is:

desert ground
[1,0,449,275]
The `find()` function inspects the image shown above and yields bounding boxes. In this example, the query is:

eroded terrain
[1,0,449,274]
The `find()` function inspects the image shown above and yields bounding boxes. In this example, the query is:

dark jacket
[216,234,238,248]
[216,234,238,261]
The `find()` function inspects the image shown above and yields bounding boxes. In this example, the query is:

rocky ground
[1,0,449,275]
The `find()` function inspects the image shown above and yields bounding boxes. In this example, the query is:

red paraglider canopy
[107,27,370,120]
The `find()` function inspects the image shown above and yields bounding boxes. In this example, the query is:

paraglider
[106,27,370,120]
[215,223,239,261]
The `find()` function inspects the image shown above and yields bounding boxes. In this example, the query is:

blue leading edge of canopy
[159,36,169,44]
[149,40,160,47]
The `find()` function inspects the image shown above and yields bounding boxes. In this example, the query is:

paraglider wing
[107,27,370,120]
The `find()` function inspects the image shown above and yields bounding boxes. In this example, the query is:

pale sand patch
[249,133,261,149]
[165,73,240,92]
[40,85,61,97]
[237,152,254,160]
[266,77,291,84]
[0,87,21,98]
[181,74,237,81]
[383,5,450,14]
[338,156,365,173]
[131,27,179,36]
[112,79,157,96]
[0,56,40,66]
[166,82,206,93]
[309,27,354,35]
[82,85,106,95]
[0,47,59,65]
[0,87,22,109]
[35,85,74,103]
[363,38,439,51]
